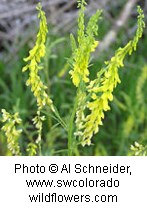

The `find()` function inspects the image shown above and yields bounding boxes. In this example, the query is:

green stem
[53,106,67,130]
[68,93,79,156]
[38,142,42,156]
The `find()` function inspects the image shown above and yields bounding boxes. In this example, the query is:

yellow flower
[22,3,54,111]
[1,109,22,155]
[70,3,102,87]
[75,6,145,146]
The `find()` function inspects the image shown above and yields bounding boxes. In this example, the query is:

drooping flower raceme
[71,3,145,146]
[1,109,22,155]
[22,3,53,112]
[70,0,102,87]
[69,0,102,147]
[22,3,55,146]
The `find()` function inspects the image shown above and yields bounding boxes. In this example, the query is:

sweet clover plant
[1,1,145,156]
[68,0,145,154]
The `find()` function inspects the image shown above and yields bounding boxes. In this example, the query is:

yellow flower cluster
[22,3,55,148]
[26,142,37,156]
[69,0,102,87]
[22,3,53,111]
[130,141,147,156]
[32,110,45,144]
[1,109,22,155]
[75,6,145,146]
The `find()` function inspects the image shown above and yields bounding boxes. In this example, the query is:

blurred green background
[0,0,147,156]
